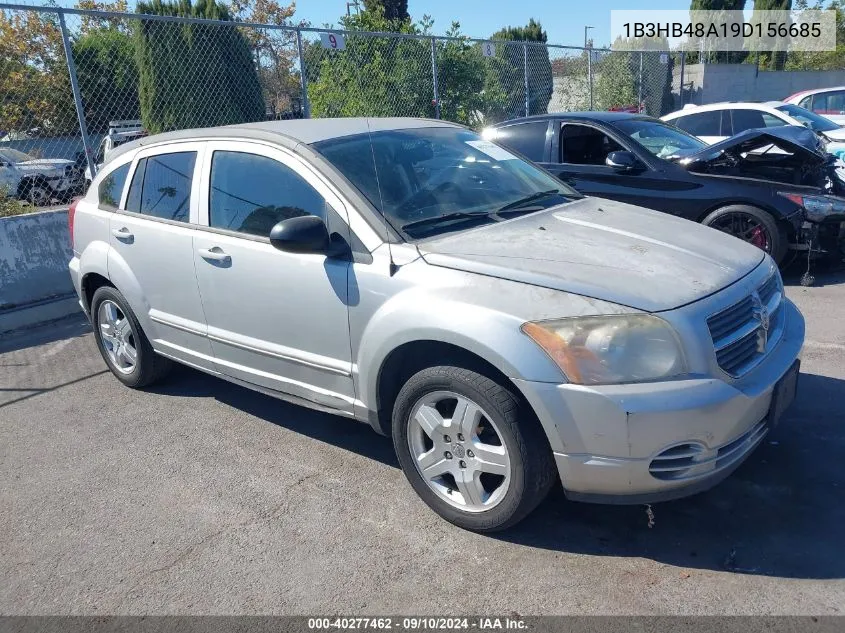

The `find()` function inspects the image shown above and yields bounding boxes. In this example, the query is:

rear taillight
[68,197,80,248]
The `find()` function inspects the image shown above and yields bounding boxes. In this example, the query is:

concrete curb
[0,294,82,335]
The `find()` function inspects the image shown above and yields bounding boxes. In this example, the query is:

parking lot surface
[1,267,844,615]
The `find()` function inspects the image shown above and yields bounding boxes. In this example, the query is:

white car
[662,101,845,147]
[0,148,81,205]
[783,87,845,124]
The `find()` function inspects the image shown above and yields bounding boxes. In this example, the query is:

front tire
[392,365,556,532]
[702,204,787,264]
[91,285,171,388]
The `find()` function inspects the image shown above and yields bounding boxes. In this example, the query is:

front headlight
[521,314,687,385]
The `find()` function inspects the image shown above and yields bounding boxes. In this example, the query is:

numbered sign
[659,53,669,64]
[482,42,496,57]
[320,32,346,50]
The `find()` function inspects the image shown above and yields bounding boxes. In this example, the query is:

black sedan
[487,112,843,265]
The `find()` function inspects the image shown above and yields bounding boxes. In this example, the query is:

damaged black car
[487,113,845,271]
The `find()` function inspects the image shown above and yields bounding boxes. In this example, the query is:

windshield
[312,127,580,239]
[0,148,36,163]
[614,119,707,159]
[775,103,840,132]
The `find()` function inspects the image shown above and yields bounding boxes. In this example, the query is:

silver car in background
[69,118,804,531]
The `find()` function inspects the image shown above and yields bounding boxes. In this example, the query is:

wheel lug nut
[457,433,464,441]
[444,451,452,459]
[466,449,474,458]
[443,435,451,443]
[459,460,467,469]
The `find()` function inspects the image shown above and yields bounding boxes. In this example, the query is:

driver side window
[209,151,327,237]
[560,124,622,165]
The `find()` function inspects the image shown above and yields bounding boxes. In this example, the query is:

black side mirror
[269,215,331,254]
[605,150,641,172]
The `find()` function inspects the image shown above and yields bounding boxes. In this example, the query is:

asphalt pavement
[1,266,844,615]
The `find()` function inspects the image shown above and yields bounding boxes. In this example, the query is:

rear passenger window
[209,151,326,237]
[731,109,768,133]
[493,122,548,162]
[125,151,196,222]
[673,111,722,136]
[98,163,130,210]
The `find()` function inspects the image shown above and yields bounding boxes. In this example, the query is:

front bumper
[514,299,805,504]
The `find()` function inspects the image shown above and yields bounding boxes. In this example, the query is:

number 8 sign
[320,32,346,50]
[482,42,496,57]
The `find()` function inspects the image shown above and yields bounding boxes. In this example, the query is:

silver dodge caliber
[69,117,804,531]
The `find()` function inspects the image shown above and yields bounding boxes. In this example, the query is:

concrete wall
[676,63,845,107]
[1,209,73,311]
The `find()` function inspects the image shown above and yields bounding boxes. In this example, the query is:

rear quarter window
[493,122,548,162]
[672,111,722,136]
[97,163,130,211]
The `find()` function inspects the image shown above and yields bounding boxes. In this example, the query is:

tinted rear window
[493,122,548,162]
[126,152,196,222]
[673,111,722,136]
[97,163,130,210]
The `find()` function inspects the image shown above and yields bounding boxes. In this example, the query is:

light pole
[584,25,594,50]
[585,25,594,110]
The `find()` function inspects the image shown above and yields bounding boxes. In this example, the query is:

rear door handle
[111,227,134,241]
[197,247,231,263]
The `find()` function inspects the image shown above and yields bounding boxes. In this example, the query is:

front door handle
[111,227,134,241]
[197,247,231,263]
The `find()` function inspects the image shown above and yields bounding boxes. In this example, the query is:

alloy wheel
[710,212,772,252]
[26,185,50,207]
[407,391,511,513]
[97,299,138,374]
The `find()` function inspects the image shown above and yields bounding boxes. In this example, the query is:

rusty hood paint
[416,197,765,312]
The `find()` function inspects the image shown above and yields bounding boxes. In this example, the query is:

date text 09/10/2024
[307,617,527,630]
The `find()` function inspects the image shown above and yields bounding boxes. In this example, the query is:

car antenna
[366,119,399,277]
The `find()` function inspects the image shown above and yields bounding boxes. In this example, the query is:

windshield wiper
[496,189,569,213]
[401,211,493,234]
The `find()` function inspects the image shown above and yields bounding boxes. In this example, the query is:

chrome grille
[707,272,783,377]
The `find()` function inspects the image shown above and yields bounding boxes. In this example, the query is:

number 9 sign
[320,32,346,50]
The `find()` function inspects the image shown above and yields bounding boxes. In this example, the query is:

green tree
[73,27,140,134]
[305,7,431,118]
[752,0,793,69]
[690,0,748,63]
[595,38,676,117]
[362,0,409,23]
[134,0,265,133]
[786,0,845,70]
[0,10,76,137]
[488,19,553,120]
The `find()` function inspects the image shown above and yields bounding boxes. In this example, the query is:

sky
[31,0,702,46]
[295,0,693,47]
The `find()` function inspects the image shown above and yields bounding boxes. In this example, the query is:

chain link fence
[0,3,675,210]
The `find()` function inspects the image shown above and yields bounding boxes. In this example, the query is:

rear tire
[91,285,171,388]
[702,204,787,265]
[392,365,556,532]
[18,177,52,207]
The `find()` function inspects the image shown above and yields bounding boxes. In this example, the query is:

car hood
[822,127,845,141]
[674,126,829,167]
[16,158,73,171]
[417,198,764,313]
